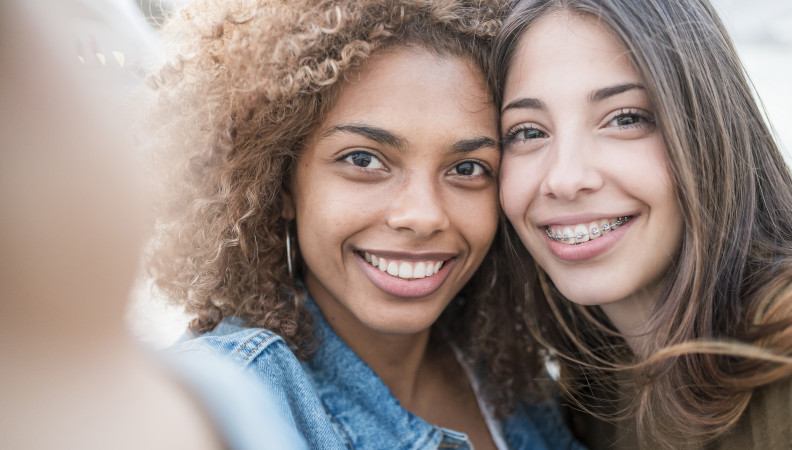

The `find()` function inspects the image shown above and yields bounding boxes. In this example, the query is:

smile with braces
[545,216,633,244]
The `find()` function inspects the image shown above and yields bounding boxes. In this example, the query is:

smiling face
[499,12,684,313]
[284,47,499,339]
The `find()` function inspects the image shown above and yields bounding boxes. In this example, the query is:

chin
[361,307,442,335]
[553,282,619,307]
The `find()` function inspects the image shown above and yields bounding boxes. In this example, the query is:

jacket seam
[415,428,438,449]
[229,330,279,364]
[325,408,355,449]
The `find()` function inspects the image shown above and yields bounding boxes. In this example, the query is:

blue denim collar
[300,292,473,448]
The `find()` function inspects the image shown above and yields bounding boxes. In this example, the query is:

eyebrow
[322,123,496,154]
[501,82,646,114]
[589,83,645,103]
[501,97,545,114]
[322,124,405,149]
[450,136,498,154]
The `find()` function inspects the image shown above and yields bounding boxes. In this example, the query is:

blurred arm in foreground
[0,2,305,449]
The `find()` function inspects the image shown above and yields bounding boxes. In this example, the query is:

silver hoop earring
[286,226,294,278]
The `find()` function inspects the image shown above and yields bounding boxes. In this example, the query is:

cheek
[293,198,341,257]
[620,142,683,253]
[652,173,684,257]
[499,154,536,226]
[298,197,371,244]
[628,142,678,216]
[294,170,373,227]
[646,141,675,189]
[449,187,500,248]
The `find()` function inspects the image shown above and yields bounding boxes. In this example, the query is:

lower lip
[544,217,636,262]
[356,253,456,298]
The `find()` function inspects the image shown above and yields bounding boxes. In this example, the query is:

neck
[323,309,434,409]
[350,329,433,409]
[598,290,654,357]
[307,288,437,410]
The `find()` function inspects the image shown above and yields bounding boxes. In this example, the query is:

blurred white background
[126,0,792,348]
[713,0,792,161]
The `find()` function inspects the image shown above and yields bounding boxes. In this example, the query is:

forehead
[321,47,494,129]
[505,12,641,97]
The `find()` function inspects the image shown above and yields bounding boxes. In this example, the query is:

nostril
[386,187,450,234]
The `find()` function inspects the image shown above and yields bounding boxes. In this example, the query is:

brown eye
[343,151,383,169]
[457,162,474,175]
[450,161,487,177]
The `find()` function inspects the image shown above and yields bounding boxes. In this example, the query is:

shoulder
[170,321,294,368]
[169,320,348,449]
[168,322,312,407]
[163,350,308,450]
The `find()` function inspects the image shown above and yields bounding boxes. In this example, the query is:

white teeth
[588,221,601,239]
[562,226,574,243]
[599,218,610,235]
[426,262,436,277]
[574,224,589,244]
[361,252,445,280]
[413,262,426,278]
[398,262,412,278]
[387,261,399,276]
[546,216,632,246]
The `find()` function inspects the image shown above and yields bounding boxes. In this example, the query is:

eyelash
[607,108,655,129]
[338,150,385,171]
[502,124,546,146]
[449,160,492,178]
[338,151,491,179]
[502,108,656,145]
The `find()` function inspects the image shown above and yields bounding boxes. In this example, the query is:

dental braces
[545,216,633,243]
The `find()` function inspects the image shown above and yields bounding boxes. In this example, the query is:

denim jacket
[171,295,584,449]
[163,350,308,450]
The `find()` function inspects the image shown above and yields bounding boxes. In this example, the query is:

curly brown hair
[146,0,544,414]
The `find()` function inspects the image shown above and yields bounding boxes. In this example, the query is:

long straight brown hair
[493,0,792,447]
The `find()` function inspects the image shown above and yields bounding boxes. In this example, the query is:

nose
[386,172,450,237]
[540,136,603,200]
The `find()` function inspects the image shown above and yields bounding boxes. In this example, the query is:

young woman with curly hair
[147,0,581,448]
[495,0,792,448]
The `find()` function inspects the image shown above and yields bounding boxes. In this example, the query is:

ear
[281,188,295,220]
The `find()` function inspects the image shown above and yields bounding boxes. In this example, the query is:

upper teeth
[545,216,633,245]
[362,252,445,279]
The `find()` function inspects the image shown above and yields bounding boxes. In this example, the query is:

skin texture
[282,47,499,448]
[499,12,684,340]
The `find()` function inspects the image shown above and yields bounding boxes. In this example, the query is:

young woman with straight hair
[494,0,792,448]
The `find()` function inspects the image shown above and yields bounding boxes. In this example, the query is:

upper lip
[355,249,457,261]
[537,212,638,227]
